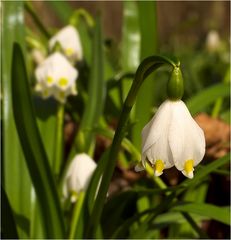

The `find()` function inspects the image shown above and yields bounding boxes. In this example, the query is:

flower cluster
[138,99,205,179]
[34,25,82,103]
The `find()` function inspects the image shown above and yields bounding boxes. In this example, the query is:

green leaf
[102,191,138,238]
[11,43,65,238]
[122,1,140,71]
[186,83,230,115]
[70,15,105,156]
[171,203,230,225]
[34,98,58,170]
[132,1,158,147]
[2,2,31,238]
[112,193,176,239]
[32,98,59,238]
[46,1,73,24]
[1,186,19,239]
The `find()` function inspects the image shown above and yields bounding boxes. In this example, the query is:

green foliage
[2,2,31,238]
[2,2,230,239]
[11,43,65,238]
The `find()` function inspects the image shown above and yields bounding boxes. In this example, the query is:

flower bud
[167,66,184,100]
[63,153,96,202]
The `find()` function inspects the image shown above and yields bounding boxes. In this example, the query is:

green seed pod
[167,66,184,100]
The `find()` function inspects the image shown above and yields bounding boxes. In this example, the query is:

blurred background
[28,1,230,46]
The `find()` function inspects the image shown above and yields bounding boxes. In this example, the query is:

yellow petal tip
[154,159,164,177]
[182,159,194,179]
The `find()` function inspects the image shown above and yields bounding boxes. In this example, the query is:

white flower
[63,153,97,202]
[140,100,205,179]
[49,25,83,61]
[35,52,78,103]
[206,30,221,52]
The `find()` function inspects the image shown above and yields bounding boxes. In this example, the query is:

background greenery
[1,1,230,239]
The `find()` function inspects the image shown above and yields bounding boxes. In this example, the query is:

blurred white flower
[140,100,205,179]
[63,153,97,202]
[49,25,83,61]
[206,30,221,52]
[35,52,78,103]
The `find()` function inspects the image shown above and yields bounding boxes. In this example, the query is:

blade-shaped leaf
[132,1,158,147]
[1,186,19,239]
[2,2,31,238]
[186,83,230,115]
[171,203,230,225]
[11,43,65,238]
[70,15,105,156]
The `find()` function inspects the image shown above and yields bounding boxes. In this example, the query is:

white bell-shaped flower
[49,25,83,61]
[35,52,78,103]
[206,30,221,52]
[63,153,97,202]
[141,100,205,179]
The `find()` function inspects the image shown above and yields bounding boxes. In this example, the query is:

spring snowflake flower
[63,153,97,202]
[206,30,221,52]
[140,100,205,179]
[49,25,83,61]
[35,52,78,103]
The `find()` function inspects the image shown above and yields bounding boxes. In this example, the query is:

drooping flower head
[49,25,83,62]
[138,65,206,179]
[141,100,205,179]
[63,153,96,202]
[35,52,78,103]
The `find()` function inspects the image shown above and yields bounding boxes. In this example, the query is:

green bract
[167,66,184,100]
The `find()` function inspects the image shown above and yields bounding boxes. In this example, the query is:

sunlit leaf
[171,203,230,225]
[2,2,31,237]
[11,43,65,238]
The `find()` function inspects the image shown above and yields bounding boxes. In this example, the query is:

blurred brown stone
[194,113,230,159]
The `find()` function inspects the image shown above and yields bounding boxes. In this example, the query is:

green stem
[54,104,64,177]
[85,55,178,238]
[24,2,51,39]
[211,98,223,118]
[68,191,85,239]
[70,8,95,28]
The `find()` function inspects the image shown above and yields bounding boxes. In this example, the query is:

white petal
[134,164,145,172]
[142,100,172,153]
[49,25,83,61]
[62,153,97,198]
[141,100,174,169]
[35,52,78,102]
[168,100,205,171]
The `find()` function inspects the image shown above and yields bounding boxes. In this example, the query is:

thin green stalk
[68,191,85,239]
[211,98,223,118]
[85,55,178,238]
[54,104,64,177]
[211,68,229,118]
[181,212,208,238]
[24,2,50,39]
